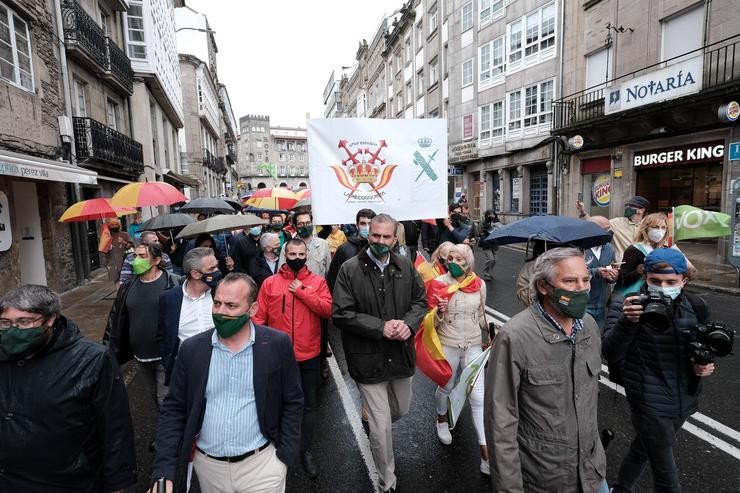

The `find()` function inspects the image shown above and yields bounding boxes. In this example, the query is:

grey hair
[449,243,475,271]
[431,241,454,265]
[528,247,585,301]
[260,232,279,250]
[183,247,215,277]
[138,230,158,246]
[370,213,397,234]
[216,272,258,304]
[0,284,62,318]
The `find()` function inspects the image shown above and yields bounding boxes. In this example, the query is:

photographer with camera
[603,248,717,493]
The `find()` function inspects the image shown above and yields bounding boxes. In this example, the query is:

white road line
[327,351,380,492]
[486,305,740,459]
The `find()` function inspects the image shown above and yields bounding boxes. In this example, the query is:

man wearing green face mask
[0,285,137,492]
[484,248,608,493]
[278,211,331,279]
[150,273,303,493]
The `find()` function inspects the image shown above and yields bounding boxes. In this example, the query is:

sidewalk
[60,268,117,342]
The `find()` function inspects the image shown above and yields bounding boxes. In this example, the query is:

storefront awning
[0,149,98,185]
[163,170,199,188]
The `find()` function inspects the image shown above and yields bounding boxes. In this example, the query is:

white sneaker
[436,421,452,445]
[480,458,490,475]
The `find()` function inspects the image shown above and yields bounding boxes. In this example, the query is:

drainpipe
[554,0,567,216]
[54,0,88,284]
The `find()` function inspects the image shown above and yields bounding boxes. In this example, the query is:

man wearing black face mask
[278,211,331,278]
[0,285,137,493]
[253,239,332,478]
[158,247,220,386]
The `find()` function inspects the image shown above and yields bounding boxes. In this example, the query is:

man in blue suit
[584,216,618,331]
[150,273,304,493]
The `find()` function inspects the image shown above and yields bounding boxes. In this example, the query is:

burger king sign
[592,174,611,206]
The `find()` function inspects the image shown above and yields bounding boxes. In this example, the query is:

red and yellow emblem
[330,139,398,202]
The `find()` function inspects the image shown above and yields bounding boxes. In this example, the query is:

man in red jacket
[253,238,332,479]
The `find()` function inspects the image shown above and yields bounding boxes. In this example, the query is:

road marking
[327,351,380,492]
[485,306,740,460]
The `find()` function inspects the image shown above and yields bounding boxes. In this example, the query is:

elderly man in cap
[578,195,649,262]
[603,248,714,493]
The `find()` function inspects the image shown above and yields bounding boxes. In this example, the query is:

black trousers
[613,411,687,493]
[299,356,321,453]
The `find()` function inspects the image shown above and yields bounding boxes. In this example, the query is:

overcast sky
[183,0,405,128]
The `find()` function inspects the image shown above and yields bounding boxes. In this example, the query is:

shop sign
[605,56,703,115]
[449,141,478,164]
[613,168,623,178]
[0,192,11,252]
[633,141,724,168]
[568,135,584,150]
[591,174,611,206]
[448,166,464,176]
[463,114,474,139]
[729,142,740,161]
[718,101,739,123]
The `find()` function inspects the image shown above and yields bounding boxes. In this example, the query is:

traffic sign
[448,166,464,176]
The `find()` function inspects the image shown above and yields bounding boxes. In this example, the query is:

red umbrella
[110,181,188,208]
[58,198,137,223]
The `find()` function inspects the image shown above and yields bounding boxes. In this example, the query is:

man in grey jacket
[332,213,427,493]
[484,247,608,493]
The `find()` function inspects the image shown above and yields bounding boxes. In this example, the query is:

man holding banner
[332,214,427,493]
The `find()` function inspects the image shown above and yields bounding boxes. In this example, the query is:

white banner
[307,118,448,225]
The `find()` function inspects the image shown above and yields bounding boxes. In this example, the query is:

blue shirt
[534,300,584,344]
[196,323,268,456]
[366,246,391,272]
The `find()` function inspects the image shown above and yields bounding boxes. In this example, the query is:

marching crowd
[0,195,719,493]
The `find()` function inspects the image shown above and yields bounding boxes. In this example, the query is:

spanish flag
[414,272,482,387]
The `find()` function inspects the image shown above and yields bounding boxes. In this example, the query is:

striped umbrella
[110,181,188,208]
[244,187,298,210]
[295,188,311,200]
[59,198,137,223]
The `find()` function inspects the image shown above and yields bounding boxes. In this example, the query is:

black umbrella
[180,197,236,215]
[140,213,195,231]
[222,198,242,211]
[482,215,612,250]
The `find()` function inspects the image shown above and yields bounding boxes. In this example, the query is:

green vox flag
[256,162,278,180]
[673,205,731,241]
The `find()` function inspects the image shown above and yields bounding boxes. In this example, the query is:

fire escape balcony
[74,117,144,176]
[62,0,133,94]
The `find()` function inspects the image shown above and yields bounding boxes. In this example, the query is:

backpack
[607,292,708,386]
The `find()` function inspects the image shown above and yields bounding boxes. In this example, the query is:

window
[397,91,403,113]
[395,51,402,73]
[540,4,556,51]
[479,36,504,88]
[461,2,473,32]
[539,80,553,124]
[127,1,146,59]
[510,168,520,212]
[525,12,539,57]
[280,166,286,176]
[106,99,119,130]
[429,107,440,118]
[480,0,503,27]
[522,3,556,59]
[404,37,412,65]
[299,154,305,162]
[661,4,704,62]
[100,8,112,36]
[287,142,294,151]
[0,5,33,91]
[508,80,554,131]
[429,58,438,87]
[289,153,295,161]
[462,58,473,87]
[415,21,423,50]
[279,153,285,162]
[406,81,413,103]
[508,90,521,130]
[509,19,522,64]
[529,165,548,215]
[257,152,263,160]
[429,3,438,34]
[417,70,424,95]
[74,80,87,117]
[479,101,504,142]
[585,47,612,88]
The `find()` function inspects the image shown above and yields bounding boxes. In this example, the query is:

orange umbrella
[59,198,137,223]
[245,187,298,210]
[295,188,311,200]
[110,181,187,208]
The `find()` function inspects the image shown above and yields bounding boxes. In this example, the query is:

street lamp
[175,26,216,34]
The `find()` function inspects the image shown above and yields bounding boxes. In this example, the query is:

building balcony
[74,117,144,176]
[203,148,217,170]
[553,34,740,139]
[214,157,227,175]
[62,0,133,94]
[226,143,237,165]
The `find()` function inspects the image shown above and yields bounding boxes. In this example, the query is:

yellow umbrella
[244,187,298,210]
[109,181,188,208]
[59,198,136,223]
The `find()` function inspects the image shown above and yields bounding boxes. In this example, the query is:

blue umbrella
[482,215,612,250]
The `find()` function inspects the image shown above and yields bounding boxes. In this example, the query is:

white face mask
[648,228,666,243]
[648,284,682,300]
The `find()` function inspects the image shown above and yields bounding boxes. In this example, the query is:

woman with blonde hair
[615,212,689,295]
[426,243,491,474]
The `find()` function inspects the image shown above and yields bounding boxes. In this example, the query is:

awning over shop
[0,149,98,185]
[163,170,199,188]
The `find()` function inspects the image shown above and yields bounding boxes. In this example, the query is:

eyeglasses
[0,316,46,329]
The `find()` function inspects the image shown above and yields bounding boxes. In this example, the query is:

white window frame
[479,101,504,146]
[461,2,473,32]
[478,36,504,90]
[462,58,473,87]
[416,69,424,95]
[405,81,413,105]
[74,80,87,117]
[506,79,554,139]
[429,57,439,88]
[396,91,403,114]
[404,37,412,65]
[106,98,119,130]
[126,0,146,60]
[0,4,34,92]
[479,104,491,141]
[479,0,504,28]
[429,3,438,34]
[415,21,423,51]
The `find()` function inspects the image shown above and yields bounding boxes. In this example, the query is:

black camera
[683,322,735,365]
[630,292,673,331]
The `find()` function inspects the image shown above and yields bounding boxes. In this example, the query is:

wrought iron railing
[203,149,217,170]
[214,157,227,174]
[105,37,134,92]
[553,34,740,131]
[226,143,237,164]
[62,0,108,69]
[74,117,144,173]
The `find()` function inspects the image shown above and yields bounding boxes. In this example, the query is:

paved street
[70,246,740,493]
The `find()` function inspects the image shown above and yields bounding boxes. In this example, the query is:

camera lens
[641,302,671,331]
[706,330,733,357]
